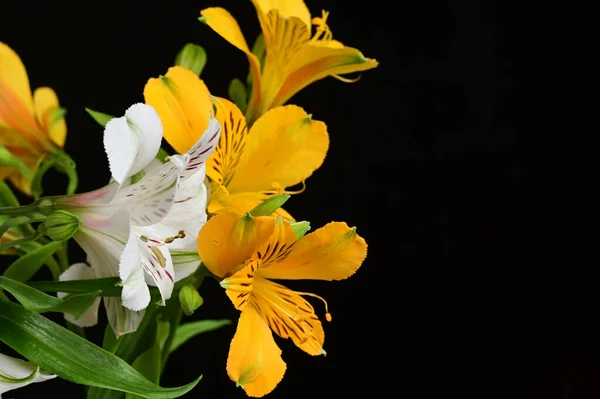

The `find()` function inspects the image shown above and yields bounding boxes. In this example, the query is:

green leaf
[86,108,115,128]
[0,181,20,207]
[0,276,99,318]
[103,324,120,353]
[174,43,207,76]
[0,302,201,398]
[27,277,122,296]
[289,221,311,239]
[3,241,62,282]
[228,78,248,113]
[169,319,231,354]
[249,194,291,216]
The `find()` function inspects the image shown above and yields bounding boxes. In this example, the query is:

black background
[1,1,598,398]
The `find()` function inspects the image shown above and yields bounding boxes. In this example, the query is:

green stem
[45,255,63,280]
[160,308,182,373]
[57,241,70,271]
[0,231,43,253]
[0,197,55,217]
[0,215,46,238]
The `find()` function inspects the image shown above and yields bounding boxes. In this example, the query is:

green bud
[175,43,207,76]
[249,194,291,217]
[40,210,81,242]
[179,285,204,316]
[289,221,311,239]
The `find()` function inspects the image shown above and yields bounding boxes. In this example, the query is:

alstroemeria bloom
[144,66,329,221]
[197,212,367,397]
[56,103,220,335]
[0,352,56,398]
[200,0,379,123]
[0,42,67,194]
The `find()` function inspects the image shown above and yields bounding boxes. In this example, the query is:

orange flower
[198,212,367,397]
[200,0,378,124]
[144,66,329,220]
[0,42,67,194]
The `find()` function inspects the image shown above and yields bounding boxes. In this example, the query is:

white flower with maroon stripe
[56,103,220,335]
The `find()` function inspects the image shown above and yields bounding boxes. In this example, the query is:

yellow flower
[0,42,67,195]
[144,66,329,221]
[200,0,379,124]
[197,212,367,397]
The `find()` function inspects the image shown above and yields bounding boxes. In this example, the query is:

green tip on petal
[198,16,207,24]
[289,221,311,239]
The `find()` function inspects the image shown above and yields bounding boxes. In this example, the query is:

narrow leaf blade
[0,302,201,399]
[169,319,231,354]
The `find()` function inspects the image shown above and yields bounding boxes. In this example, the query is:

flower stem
[0,231,43,253]
[0,215,46,238]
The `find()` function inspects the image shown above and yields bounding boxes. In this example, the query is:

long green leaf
[169,319,231,354]
[3,241,62,282]
[0,276,99,318]
[0,302,201,398]
[27,277,122,296]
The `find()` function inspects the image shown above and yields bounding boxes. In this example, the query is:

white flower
[0,352,56,398]
[57,103,220,335]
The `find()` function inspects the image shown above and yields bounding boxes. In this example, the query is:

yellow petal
[253,277,325,356]
[143,66,212,154]
[0,43,34,126]
[251,0,312,29]
[227,105,328,194]
[33,87,66,148]
[200,8,262,122]
[197,212,274,278]
[252,215,297,267]
[209,186,295,222]
[227,305,286,397]
[258,222,367,281]
[206,97,248,187]
[221,261,258,311]
[197,212,256,278]
[0,43,42,141]
[272,44,379,108]
[247,10,310,122]
[0,126,37,153]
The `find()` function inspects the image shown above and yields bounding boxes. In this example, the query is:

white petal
[137,239,175,305]
[58,263,101,327]
[0,353,56,395]
[74,207,131,278]
[114,160,180,226]
[177,116,221,180]
[171,250,201,281]
[104,297,145,337]
[104,103,163,184]
[119,232,151,311]
[139,173,208,252]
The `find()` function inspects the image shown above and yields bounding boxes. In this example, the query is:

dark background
[1,1,597,398]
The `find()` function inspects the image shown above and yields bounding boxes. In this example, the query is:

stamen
[332,74,362,83]
[310,10,333,43]
[295,291,332,322]
[267,179,307,196]
[164,230,186,243]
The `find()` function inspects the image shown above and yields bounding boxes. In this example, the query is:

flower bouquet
[0,1,377,397]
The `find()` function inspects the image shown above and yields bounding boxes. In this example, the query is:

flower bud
[40,210,81,242]
[179,284,204,316]
[174,43,207,76]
